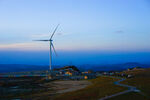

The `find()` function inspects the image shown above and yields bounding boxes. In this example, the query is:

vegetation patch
[0,76,54,99]
[120,68,150,100]
[54,76,126,100]
[108,92,148,100]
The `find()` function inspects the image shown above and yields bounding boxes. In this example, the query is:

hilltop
[79,62,150,71]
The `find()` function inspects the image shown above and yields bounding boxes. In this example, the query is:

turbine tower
[34,24,59,72]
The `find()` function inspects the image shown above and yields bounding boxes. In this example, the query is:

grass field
[2,69,150,100]
[108,92,148,100]
[0,77,55,99]
[112,68,150,100]
[54,76,126,100]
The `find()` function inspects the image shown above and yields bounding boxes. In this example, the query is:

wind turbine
[34,24,59,73]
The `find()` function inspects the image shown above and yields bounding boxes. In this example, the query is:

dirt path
[99,78,140,100]
[50,80,91,94]
[31,80,91,100]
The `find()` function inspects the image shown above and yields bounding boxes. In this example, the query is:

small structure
[53,66,96,80]
[53,66,80,76]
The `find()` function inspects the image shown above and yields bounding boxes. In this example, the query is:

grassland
[3,69,150,100]
[54,76,126,100]
[110,68,150,100]
[0,76,55,99]
[0,77,91,100]
[108,92,148,100]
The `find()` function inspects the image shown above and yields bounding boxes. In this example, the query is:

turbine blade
[33,40,49,41]
[50,24,60,40]
[51,43,58,56]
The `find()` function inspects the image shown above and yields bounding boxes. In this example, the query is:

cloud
[115,30,124,34]
[0,42,48,51]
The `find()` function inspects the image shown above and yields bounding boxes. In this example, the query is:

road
[99,78,140,100]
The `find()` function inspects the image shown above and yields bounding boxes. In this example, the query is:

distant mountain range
[0,64,49,73]
[0,62,150,73]
[78,62,150,71]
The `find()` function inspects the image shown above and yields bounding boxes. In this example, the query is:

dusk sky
[0,0,150,65]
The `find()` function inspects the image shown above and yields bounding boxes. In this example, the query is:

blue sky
[0,0,150,65]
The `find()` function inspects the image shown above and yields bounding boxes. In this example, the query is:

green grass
[108,92,148,100]
[0,77,54,99]
[54,76,126,100]
[120,68,150,99]
[0,89,53,99]
[108,68,150,100]
[122,77,150,97]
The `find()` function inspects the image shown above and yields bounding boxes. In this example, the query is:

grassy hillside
[54,76,126,100]
[110,68,150,100]
[122,68,150,97]
[108,92,147,100]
